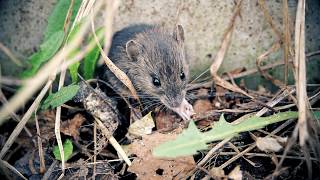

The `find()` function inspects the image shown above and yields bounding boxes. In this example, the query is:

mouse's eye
[180,72,185,80]
[152,77,161,87]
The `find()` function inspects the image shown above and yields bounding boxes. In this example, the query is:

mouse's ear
[173,25,184,44]
[126,40,142,61]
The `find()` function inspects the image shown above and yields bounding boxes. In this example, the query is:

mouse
[103,24,194,120]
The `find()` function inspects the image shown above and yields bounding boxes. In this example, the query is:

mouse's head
[125,25,193,120]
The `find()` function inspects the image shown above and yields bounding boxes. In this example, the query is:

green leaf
[44,0,82,41]
[21,31,65,78]
[53,139,73,161]
[153,111,320,158]
[22,0,82,78]
[69,61,80,83]
[42,84,79,109]
[152,121,207,158]
[40,31,65,59]
[66,23,82,83]
[312,111,320,120]
[83,27,105,80]
[83,47,100,79]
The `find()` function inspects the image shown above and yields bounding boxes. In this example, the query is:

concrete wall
[0,0,319,84]
[0,0,56,75]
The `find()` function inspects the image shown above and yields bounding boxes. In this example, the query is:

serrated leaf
[153,111,320,158]
[22,31,65,78]
[42,84,79,109]
[53,139,73,161]
[202,114,238,142]
[201,111,301,143]
[152,121,207,158]
[83,27,105,80]
[44,0,81,41]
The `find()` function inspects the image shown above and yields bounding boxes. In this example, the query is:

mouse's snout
[160,92,194,120]
[162,93,184,108]
[169,96,183,108]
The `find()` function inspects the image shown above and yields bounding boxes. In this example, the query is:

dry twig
[210,0,253,99]
[282,0,292,84]
[35,111,46,174]
[0,159,27,180]
[293,0,308,146]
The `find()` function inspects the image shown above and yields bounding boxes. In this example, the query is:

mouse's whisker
[141,102,163,113]
[158,104,167,112]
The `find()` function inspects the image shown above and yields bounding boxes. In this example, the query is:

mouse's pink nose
[171,99,194,120]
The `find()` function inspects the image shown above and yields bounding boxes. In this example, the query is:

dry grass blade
[55,0,97,172]
[293,0,308,146]
[205,88,295,171]
[282,0,291,84]
[0,81,51,159]
[188,50,319,91]
[95,118,132,166]
[0,0,104,123]
[256,42,285,88]
[0,28,106,159]
[35,112,46,174]
[0,42,23,67]
[219,118,294,170]
[255,87,295,117]
[90,10,139,100]
[258,0,281,40]
[210,0,242,75]
[210,27,233,75]
[54,0,77,171]
[209,0,253,99]
[0,77,22,86]
[93,122,97,180]
[0,159,27,180]
[0,69,33,139]
[63,0,75,33]
[219,152,319,161]
[197,137,232,167]
[55,106,65,172]
[103,0,118,56]
[42,161,58,180]
[0,1,104,172]
[214,75,253,99]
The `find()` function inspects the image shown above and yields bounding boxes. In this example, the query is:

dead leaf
[193,99,212,114]
[256,137,283,152]
[228,165,242,180]
[61,114,86,139]
[193,88,213,114]
[276,136,288,144]
[128,112,155,137]
[154,111,177,131]
[127,132,195,180]
[38,110,55,122]
[210,167,225,179]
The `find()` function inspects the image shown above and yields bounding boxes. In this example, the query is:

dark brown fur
[104,24,189,110]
